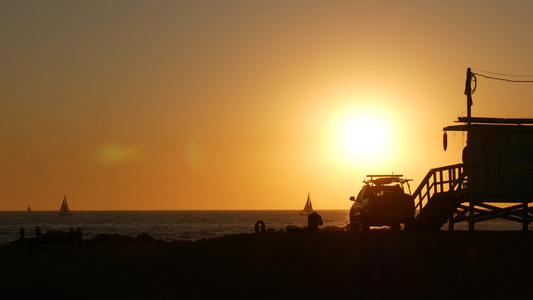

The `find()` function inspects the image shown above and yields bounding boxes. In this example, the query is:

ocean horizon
[0,210,527,245]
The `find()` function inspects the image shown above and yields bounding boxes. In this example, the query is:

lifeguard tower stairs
[409,68,533,231]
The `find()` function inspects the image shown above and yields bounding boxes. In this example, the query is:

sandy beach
[2,230,532,299]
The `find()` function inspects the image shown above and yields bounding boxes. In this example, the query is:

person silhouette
[307,211,323,231]
[35,226,41,239]
[19,227,25,241]
[255,221,265,233]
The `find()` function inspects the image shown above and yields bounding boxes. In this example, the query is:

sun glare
[342,117,385,155]
[331,107,394,167]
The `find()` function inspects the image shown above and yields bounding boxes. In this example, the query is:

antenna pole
[464,68,473,125]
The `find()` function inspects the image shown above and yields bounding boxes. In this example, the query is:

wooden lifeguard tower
[409,68,533,231]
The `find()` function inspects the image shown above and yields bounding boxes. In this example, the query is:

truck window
[356,188,364,202]
[361,186,370,200]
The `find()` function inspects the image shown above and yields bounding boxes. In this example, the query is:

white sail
[59,195,73,215]
[299,193,314,215]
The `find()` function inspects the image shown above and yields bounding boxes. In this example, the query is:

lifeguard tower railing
[410,162,533,231]
[410,164,465,230]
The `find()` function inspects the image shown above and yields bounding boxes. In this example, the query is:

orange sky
[2,1,533,210]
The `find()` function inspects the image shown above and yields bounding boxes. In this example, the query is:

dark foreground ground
[2,230,532,299]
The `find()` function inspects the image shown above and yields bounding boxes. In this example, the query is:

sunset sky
[2,1,533,210]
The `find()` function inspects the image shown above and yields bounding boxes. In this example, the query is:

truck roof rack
[366,174,404,178]
[364,174,412,185]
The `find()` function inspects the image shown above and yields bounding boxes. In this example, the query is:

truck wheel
[361,211,370,231]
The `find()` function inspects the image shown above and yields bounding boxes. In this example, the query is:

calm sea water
[0,210,349,245]
[0,210,525,245]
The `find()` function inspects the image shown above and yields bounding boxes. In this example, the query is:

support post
[469,201,475,232]
[448,208,454,231]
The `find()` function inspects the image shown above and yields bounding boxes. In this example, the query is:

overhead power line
[473,72,533,83]
[471,68,533,77]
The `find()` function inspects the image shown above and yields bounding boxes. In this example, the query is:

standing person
[75,227,83,250]
[255,221,266,233]
[35,226,41,239]
[19,227,25,241]
[308,211,323,231]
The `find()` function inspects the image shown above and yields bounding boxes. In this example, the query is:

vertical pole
[433,173,437,195]
[448,169,455,192]
[448,166,455,231]
[464,68,473,125]
[449,207,454,231]
[464,68,472,199]
[469,201,475,232]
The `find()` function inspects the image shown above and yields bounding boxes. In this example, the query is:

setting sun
[341,116,386,156]
[331,106,396,168]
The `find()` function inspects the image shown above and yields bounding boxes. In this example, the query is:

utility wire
[473,72,533,83]
[471,68,533,77]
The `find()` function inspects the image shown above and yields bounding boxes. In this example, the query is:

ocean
[0,210,526,245]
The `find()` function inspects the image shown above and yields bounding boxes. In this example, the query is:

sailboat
[27,204,32,213]
[58,195,73,216]
[299,193,314,215]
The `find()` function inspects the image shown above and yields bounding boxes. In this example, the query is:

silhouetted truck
[349,175,414,231]
[445,117,533,199]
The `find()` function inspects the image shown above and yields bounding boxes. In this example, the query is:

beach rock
[136,233,168,244]
[40,230,69,243]
[86,233,169,245]
[319,225,346,231]
[286,225,303,233]
[87,233,138,245]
